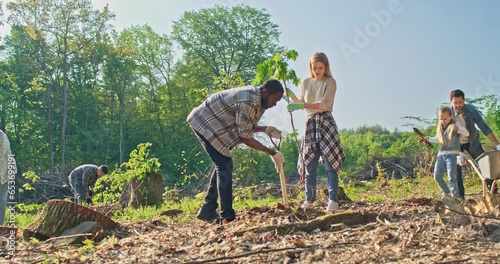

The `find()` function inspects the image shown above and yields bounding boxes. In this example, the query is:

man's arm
[469,105,493,136]
[82,169,94,192]
[469,105,499,146]
[486,132,500,146]
[254,126,267,133]
[239,137,276,156]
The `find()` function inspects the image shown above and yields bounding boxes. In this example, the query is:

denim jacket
[439,125,460,152]
[452,104,492,157]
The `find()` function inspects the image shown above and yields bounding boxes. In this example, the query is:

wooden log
[23,199,117,240]
[120,173,164,208]
[233,210,376,236]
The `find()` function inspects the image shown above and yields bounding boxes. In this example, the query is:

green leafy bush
[93,142,161,204]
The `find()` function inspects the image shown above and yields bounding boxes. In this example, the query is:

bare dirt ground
[7,191,500,264]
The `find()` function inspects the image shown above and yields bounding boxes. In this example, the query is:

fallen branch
[329,222,378,235]
[436,204,499,220]
[427,233,469,243]
[233,210,377,236]
[133,228,157,246]
[436,258,471,264]
[376,215,400,229]
[184,246,297,264]
[184,242,354,264]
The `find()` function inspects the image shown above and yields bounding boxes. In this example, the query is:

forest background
[0,1,498,197]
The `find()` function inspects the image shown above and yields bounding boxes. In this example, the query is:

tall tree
[7,0,114,169]
[102,40,137,165]
[117,25,175,149]
[171,5,281,90]
[1,26,63,172]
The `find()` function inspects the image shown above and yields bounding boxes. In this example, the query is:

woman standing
[286,52,345,211]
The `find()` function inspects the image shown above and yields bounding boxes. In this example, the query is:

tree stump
[23,199,117,240]
[119,173,164,208]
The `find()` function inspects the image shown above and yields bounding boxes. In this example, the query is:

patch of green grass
[342,180,380,202]
[464,172,483,195]
[363,194,386,204]
[341,169,489,203]
[78,239,96,254]
[112,205,163,221]
[342,173,447,202]
[13,213,38,228]
[233,194,281,210]
[3,203,45,228]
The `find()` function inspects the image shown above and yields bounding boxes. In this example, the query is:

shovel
[413,127,431,147]
[269,135,288,205]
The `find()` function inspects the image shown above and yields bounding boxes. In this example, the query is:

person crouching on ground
[68,164,109,204]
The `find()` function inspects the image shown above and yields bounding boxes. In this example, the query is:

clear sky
[22,1,500,133]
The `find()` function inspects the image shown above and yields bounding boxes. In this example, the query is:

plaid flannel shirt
[298,112,345,174]
[70,164,99,192]
[187,86,264,157]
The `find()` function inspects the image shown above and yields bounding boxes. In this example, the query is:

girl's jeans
[304,143,339,202]
[433,154,458,197]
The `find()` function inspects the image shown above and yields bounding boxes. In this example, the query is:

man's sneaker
[326,200,339,212]
[301,201,314,209]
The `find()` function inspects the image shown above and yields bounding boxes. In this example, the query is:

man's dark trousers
[194,131,235,222]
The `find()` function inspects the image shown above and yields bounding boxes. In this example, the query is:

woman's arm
[304,78,337,111]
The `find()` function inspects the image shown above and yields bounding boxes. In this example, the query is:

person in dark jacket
[450,89,500,197]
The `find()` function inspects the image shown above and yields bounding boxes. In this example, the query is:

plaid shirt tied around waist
[298,112,345,174]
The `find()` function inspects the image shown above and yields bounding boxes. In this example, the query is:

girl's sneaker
[326,200,339,212]
[301,201,314,209]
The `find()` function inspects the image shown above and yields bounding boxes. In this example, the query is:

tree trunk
[119,173,164,208]
[48,88,54,172]
[23,200,116,240]
[61,50,68,168]
[119,94,124,165]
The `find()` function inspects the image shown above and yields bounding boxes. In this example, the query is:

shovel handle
[278,163,288,205]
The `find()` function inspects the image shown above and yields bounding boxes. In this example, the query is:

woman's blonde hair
[308,52,332,78]
[437,106,456,145]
